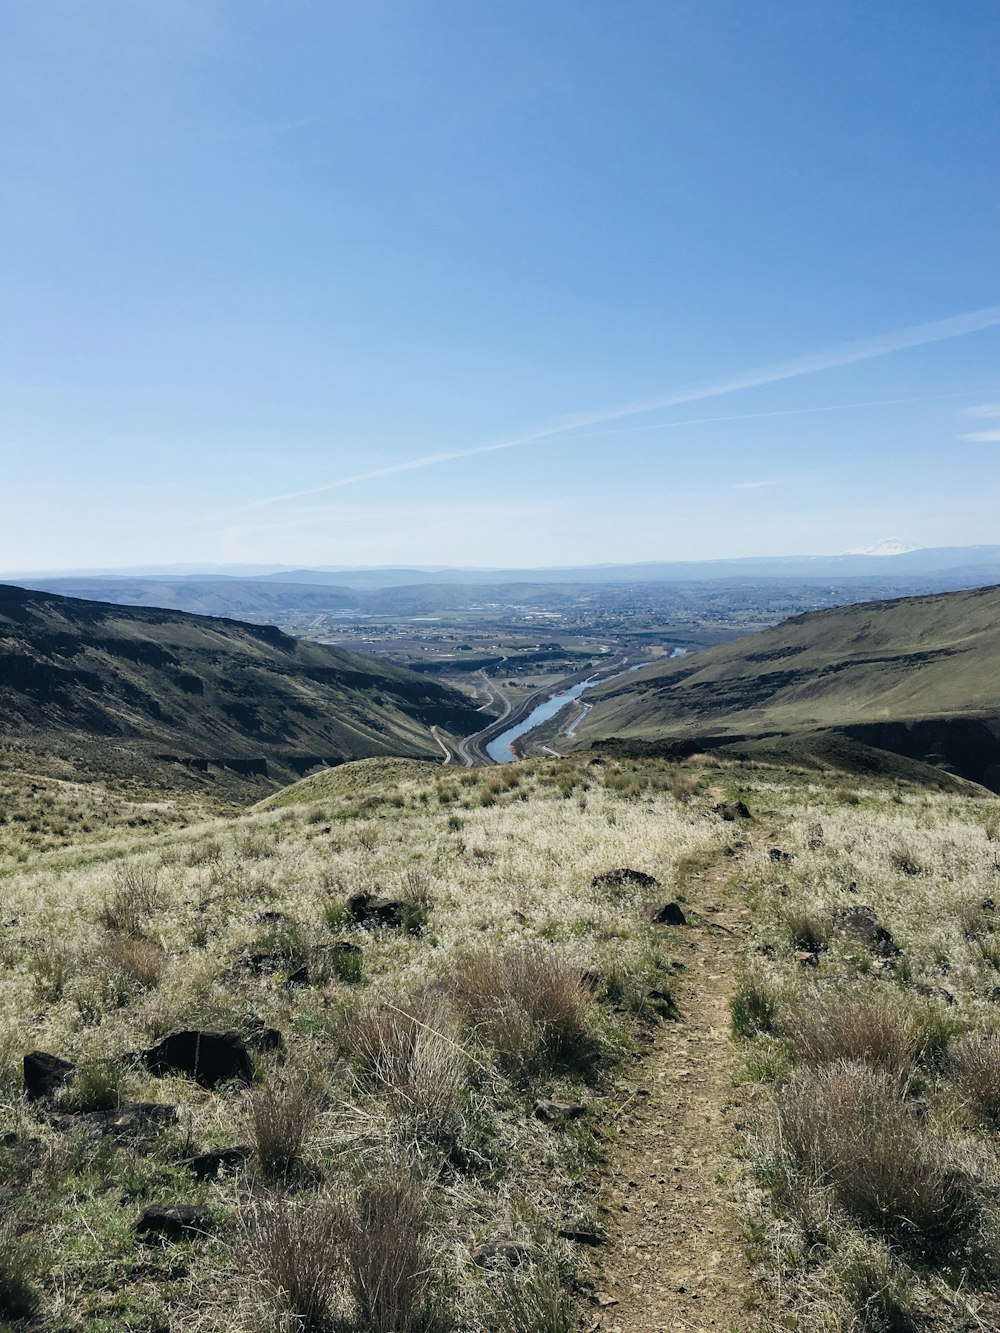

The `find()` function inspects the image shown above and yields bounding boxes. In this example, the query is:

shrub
[777,1062,984,1257]
[101,934,166,990]
[66,1058,126,1112]
[346,998,468,1145]
[492,1262,576,1333]
[789,995,922,1076]
[781,907,830,953]
[730,973,778,1037]
[98,861,162,935]
[830,1236,917,1332]
[948,1031,1000,1125]
[342,1173,444,1333]
[0,1222,42,1320]
[452,945,592,1074]
[244,1191,342,1332]
[247,1071,323,1183]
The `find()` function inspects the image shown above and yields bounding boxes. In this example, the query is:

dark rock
[769,848,792,864]
[257,909,294,925]
[474,1239,530,1268]
[715,800,751,822]
[286,964,310,985]
[135,1203,212,1242]
[142,1030,253,1087]
[829,905,900,959]
[348,891,405,928]
[650,901,687,926]
[330,940,362,956]
[592,868,659,891]
[578,969,604,993]
[243,1016,285,1055]
[558,1225,605,1246]
[188,1146,253,1180]
[533,1099,587,1123]
[807,823,825,849]
[794,950,819,968]
[23,1050,75,1102]
[46,1101,177,1140]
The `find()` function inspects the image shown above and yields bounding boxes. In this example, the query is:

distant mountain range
[0,584,481,796]
[575,582,1000,791]
[6,544,1000,590]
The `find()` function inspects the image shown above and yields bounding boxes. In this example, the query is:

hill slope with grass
[575,582,1000,789]
[0,583,481,797]
[2,752,1000,1330]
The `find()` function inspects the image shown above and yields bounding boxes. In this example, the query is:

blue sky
[2,0,999,572]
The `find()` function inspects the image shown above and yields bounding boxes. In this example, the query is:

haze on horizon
[2,2,999,574]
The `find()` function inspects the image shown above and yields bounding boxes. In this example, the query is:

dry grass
[97,861,163,935]
[345,996,469,1146]
[341,1173,443,1333]
[788,993,923,1076]
[247,1070,324,1182]
[243,1191,342,1331]
[948,1031,1000,1125]
[452,943,592,1073]
[777,1061,985,1257]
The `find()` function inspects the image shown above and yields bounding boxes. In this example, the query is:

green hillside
[0,584,480,797]
[575,583,1000,789]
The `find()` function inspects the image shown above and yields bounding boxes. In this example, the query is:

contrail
[232,304,1000,515]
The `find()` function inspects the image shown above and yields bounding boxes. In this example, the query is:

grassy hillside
[576,583,1000,789]
[2,753,1000,1329]
[0,584,481,798]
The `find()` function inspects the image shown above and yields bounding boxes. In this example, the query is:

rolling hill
[0,584,481,796]
[575,582,1000,790]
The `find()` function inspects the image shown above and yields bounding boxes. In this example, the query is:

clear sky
[3,1,999,572]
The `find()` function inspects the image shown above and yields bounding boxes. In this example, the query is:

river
[486,661,650,764]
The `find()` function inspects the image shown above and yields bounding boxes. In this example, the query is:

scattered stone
[794,950,819,967]
[474,1239,530,1268]
[534,1099,587,1123]
[591,1293,619,1308]
[715,800,751,822]
[23,1051,75,1102]
[807,822,825,849]
[142,1030,253,1087]
[769,848,792,864]
[243,1016,285,1055]
[257,909,295,925]
[592,868,659,891]
[558,1224,605,1246]
[188,1146,253,1180]
[46,1101,177,1140]
[909,982,955,1006]
[135,1203,213,1242]
[348,891,405,928]
[330,940,362,956]
[723,839,752,857]
[828,905,900,959]
[649,902,687,927]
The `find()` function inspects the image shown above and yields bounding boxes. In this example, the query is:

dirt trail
[593,864,761,1332]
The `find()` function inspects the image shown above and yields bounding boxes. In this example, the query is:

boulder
[474,1239,530,1269]
[347,891,405,928]
[592,868,659,891]
[769,848,792,864]
[716,800,751,822]
[142,1030,253,1087]
[829,905,900,959]
[135,1203,213,1242]
[188,1146,253,1180]
[558,1224,605,1246]
[23,1051,75,1102]
[533,1099,587,1123]
[649,901,687,927]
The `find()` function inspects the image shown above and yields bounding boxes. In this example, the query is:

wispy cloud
[222,303,1000,518]
[961,429,1000,442]
[963,403,1000,418]
[732,479,777,490]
